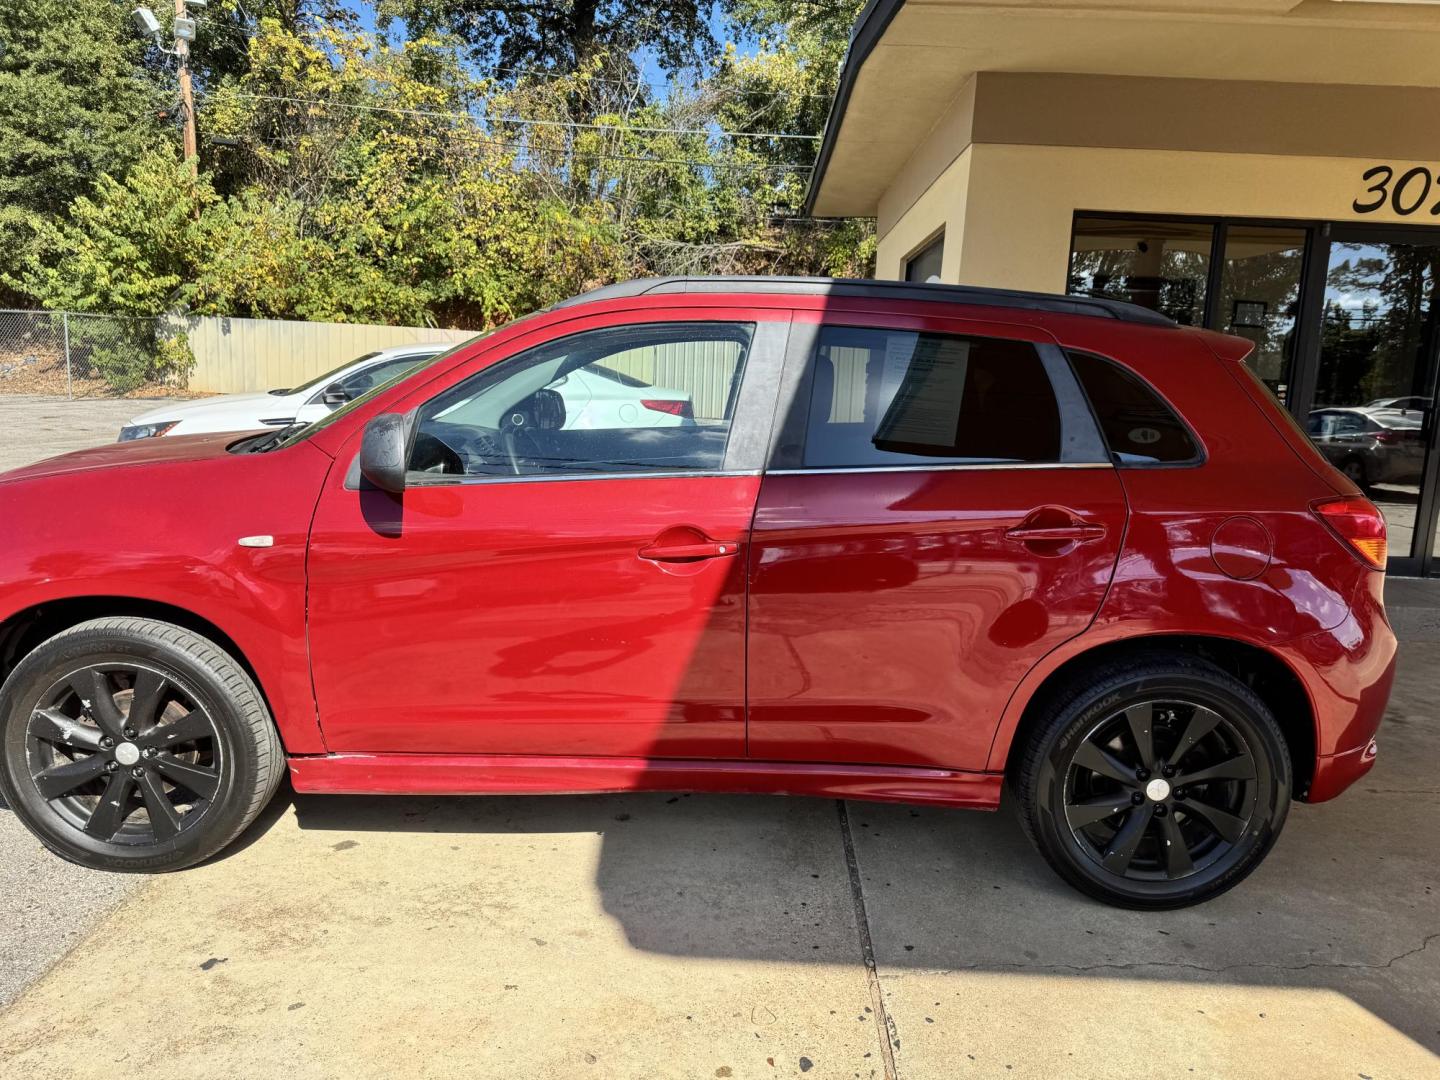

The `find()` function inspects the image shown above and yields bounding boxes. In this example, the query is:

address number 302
[1353,165,1440,216]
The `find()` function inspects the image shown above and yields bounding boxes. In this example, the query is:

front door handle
[638,539,740,562]
[1005,523,1107,543]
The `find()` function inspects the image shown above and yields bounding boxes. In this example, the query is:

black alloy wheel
[1062,700,1258,882]
[25,663,221,845]
[0,617,284,871]
[1014,655,1291,909]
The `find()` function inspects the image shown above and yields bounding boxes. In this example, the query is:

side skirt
[287,753,1004,810]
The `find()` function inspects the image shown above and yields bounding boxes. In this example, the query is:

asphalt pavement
[0,396,185,1004]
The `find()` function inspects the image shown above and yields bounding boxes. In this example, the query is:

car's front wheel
[0,617,283,872]
[1013,653,1291,909]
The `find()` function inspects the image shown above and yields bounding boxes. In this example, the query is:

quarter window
[800,326,1062,468]
[1069,350,1200,465]
[409,323,751,479]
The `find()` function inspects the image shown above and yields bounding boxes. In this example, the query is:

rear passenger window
[1069,350,1200,466]
[802,327,1062,468]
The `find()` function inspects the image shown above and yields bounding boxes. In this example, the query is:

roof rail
[553,276,1176,327]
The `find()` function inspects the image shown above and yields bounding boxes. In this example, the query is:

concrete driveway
[0,396,1437,1079]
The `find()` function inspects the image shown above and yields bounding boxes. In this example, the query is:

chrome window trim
[404,468,763,488]
[764,462,1115,476]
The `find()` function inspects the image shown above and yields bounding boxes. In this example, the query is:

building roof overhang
[806,0,1440,218]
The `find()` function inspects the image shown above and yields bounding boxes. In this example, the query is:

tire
[0,617,284,872]
[1341,456,1369,491]
[1012,653,1291,909]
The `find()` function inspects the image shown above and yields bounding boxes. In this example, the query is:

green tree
[16,149,217,316]
[0,0,165,300]
[707,0,874,276]
[379,0,721,116]
[13,2,873,333]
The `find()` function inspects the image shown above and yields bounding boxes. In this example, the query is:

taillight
[641,398,693,418]
[1312,495,1387,569]
[1373,430,1398,444]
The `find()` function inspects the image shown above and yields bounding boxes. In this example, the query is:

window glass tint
[410,323,751,479]
[1068,216,1213,326]
[802,327,1061,468]
[1069,351,1199,465]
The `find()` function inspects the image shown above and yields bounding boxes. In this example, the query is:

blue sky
[339,0,759,84]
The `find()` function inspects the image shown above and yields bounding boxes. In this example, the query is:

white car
[549,365,694,429]
[120,344,695,440]
[119,343,449,441]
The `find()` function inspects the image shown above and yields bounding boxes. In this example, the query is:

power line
[492,63,835,103]
[224,125,815,172]
[209,90,823,141]
[190,32,832,105]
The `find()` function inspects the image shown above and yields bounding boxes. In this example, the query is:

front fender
[0,441,334,753]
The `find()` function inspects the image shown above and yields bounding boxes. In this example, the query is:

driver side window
[408,322,753,480]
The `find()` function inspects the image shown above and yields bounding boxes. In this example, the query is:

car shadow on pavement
[276,755,1440,1059]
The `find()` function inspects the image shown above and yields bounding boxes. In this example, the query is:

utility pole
[174,0,198,171]
[132,5,202,171]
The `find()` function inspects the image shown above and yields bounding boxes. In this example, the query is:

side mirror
[322,386,351,407]
[359,413,409,493]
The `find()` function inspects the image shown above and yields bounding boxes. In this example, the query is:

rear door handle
[638,540,740,562]
[1005,523,1107,543]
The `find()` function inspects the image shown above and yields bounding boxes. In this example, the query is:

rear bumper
[1281,570,1396,802]
[1308,738,1380,803]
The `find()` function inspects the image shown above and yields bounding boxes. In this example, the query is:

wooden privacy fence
[185,316,476,394]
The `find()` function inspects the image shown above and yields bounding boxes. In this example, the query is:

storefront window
[1068,216,1213,325]
[1311,239,1440,563]
[1216,226,1307,404]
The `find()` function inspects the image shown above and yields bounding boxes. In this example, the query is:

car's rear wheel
[0,617,283,872]
[1340,456,1369,490]
[1013,654,1291,909]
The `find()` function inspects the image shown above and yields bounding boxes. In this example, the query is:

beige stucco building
[807,0,1440,575]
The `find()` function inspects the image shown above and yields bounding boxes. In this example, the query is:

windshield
[282,352,383,396]
[273,335,481,449]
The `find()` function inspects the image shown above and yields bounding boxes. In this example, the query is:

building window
[904,233,945,283]
[1216,225,1307,405]
[1068,215,1213,326]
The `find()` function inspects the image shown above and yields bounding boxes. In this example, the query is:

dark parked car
[0,277,1395,909]
[1306,406,1425,489]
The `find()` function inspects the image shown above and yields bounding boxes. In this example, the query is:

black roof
[555,275,1176,328]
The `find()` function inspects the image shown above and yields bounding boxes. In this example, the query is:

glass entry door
[1308,229,1440,573]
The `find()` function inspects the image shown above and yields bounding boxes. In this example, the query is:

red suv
[0,278,1396,908]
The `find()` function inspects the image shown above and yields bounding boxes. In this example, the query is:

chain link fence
[0,310,193,399]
